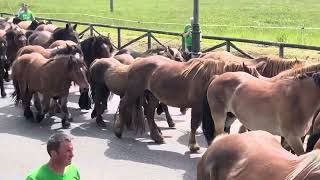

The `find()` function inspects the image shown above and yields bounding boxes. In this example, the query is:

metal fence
[1,12,320,59]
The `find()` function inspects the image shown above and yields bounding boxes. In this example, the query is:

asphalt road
[0,81,218,180]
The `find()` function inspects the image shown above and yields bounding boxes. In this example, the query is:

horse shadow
[70,110,202,180]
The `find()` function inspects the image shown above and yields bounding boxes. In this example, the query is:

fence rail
[1,12,320,58]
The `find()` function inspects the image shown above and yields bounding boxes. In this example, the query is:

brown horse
[197,130,320,180]
[16,44,83,59]
[28,24,79,48]
[203,63,320,155]
[48,40,77,49]
[89,48,184,127]
[201,51,306,77]
[116,57,256,152]
[11,52,89,128]
[34,24,58,33]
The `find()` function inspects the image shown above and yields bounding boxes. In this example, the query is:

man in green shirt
[26,132,80,180]
[183,17,193,52]
[17,3,35,21]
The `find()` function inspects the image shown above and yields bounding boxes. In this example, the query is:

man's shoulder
[65,164,80,178]
[26,164,48,180]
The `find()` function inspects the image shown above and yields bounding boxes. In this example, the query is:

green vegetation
[1,0,319,59]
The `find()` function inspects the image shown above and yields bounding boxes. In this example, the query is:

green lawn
[1,0,320,48]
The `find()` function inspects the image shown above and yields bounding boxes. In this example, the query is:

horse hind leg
[144,92,164,144]
[22,92,34,120]
[60,95,71,129]
[188,107,202,153]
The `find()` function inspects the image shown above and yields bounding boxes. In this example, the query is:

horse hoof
[114,129,122,139]
[96,117,106,127]
[1,91,6,98]
[152,135,164,144]
[36,114,45,123]
[189,144,200,153]
[180,108,187,115]
[91,109,97,119]
[24,110,34,119]
[168,121,175,128]
[62,120,71,129]
[68,117,73,122]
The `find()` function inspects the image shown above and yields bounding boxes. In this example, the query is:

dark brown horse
[4,29,27,81]
[203,63,320,155]
[0,36,7,97]
[116,57,256,152]
[28,23,79,48]
[11,52,89,128]
[78,35,115,110]
[197,130,320,180]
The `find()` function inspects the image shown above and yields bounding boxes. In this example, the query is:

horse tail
[202,88,215,146]
[90,80,110,119]
[306,131,320,152]
[131,95,145,134]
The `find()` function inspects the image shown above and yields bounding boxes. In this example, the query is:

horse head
[93,35,114,58]
[67,55,89,92]
[160,46,185,62]
[5,30,27,48]
[27,20,45,30]
[52,23,80,43]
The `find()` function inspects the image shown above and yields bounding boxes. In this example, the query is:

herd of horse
[1,17,320,179]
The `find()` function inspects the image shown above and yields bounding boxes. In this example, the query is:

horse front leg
[145,93,164,144]
[59,95,72,128]
[188,107,202,153]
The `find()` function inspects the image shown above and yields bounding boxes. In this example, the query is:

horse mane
[255,55,306,77]
[285,150,320,180]
[272,63,320,81]
[182,58,245,80]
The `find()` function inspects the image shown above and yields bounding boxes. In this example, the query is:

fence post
[181,35,185,51]
[226,41,231,52]
[117,28,121,49]
[89,25,94,37]
[279,44,284,58]
[147,32,152,50]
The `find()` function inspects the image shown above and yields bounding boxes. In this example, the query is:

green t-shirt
[184,24,193,47]
[26,164,80,180]
[18,10,35,21]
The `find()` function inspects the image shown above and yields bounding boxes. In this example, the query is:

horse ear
[242,62,251,74]
[79,33,84,39]
[66,23,70,29]
[73,24,78,31]
[168,46,175,56]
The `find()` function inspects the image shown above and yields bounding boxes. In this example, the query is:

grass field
[1,0,320,59]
